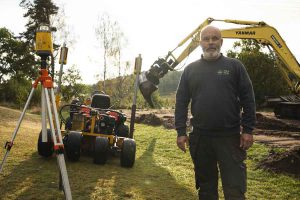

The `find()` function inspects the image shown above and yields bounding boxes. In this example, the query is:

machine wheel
[65,131,82,161]
[115,124,129,137]
[94,136,109,165]
[37,129,54,157]
[120,138,136,168]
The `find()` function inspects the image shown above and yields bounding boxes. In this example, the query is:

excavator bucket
[138,58,173,107]
[139,72,157,107]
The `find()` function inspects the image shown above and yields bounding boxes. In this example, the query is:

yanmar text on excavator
[139,17,300,119]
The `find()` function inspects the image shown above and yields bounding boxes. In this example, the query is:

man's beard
[203,48,221,60]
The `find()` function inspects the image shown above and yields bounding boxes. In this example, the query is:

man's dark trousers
[189,132,247,200]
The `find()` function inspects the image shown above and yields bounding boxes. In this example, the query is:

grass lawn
[0,106,299,199]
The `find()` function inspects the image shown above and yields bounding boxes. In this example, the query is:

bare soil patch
[256,112,300,132]
[257,146,300,178]
[253,112,300,148]
[135,113,163,126]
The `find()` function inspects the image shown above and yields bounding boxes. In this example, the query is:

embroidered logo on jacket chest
[217,69,230,75]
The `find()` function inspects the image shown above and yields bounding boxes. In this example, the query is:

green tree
[20,0,58,45]
[227,39,290,107]
[0,28,37,82]
[0,76,41,108]
[60,65,89,102]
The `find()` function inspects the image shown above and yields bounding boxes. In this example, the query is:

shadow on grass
[0,150,109,199]
[0,152,66,199]
[110,138,196,200]
[0,138,196,200]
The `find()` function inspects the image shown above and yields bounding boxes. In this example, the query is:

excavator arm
[139,17,300,111]
[219,19,300,93]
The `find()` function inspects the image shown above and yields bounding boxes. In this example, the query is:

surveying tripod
[0,56,72,200]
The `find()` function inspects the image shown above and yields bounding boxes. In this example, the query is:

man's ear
[220,38,223,46]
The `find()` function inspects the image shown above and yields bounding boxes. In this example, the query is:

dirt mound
[135,113,178,129]
[162,116,175,129]
[256,112,300,132]
[254,135,300,148]
[135,113,163,126]
[257,146,300,178]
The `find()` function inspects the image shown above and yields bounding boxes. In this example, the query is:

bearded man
[175,25,256,200]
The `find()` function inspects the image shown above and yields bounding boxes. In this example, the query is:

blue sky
[1,0,300,84]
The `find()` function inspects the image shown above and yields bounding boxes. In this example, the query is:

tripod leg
[49,88,64,191]
[43,88,72,200]
[59,171,63,190]
[41,87,48,142]
[49,88,63,142]
[57,154,72,199]
[0,88,35,173]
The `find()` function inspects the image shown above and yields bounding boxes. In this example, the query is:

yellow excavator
[139,17,300,119]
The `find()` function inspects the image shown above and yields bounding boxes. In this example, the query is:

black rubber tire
[65,131,82,162]
[37,129,54,157]
[115,124,129,137]
[120,138,136,168]
[94,136,109,165]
